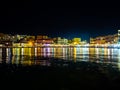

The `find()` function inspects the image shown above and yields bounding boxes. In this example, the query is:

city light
[28,41,33,46]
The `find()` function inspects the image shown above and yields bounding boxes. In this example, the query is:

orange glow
[28,41,33,46]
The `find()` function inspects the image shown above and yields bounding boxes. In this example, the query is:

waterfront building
[90,38,95,44]
[118,30,120,44]
[36,39,54,44]
[72,38,81,45]
[53,37,68,44]
[36,35,48,39]
[90,33,118,44]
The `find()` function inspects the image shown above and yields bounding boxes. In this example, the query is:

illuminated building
[36,39,54,44]
[62,38,68,44]
[90,33,118,44]
[113,34,118,43]
[96,37,106,44]
[53,37,68,44]
[90,38,96,44]
[36,35,48,39]
[0,30,120,46]
[81,40,87,44]
[26,36,35,41]
[118,30,120,44]
[72,38,81,45]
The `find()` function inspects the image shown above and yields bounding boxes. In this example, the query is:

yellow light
[74,42,77,45]
[28,41,33,46]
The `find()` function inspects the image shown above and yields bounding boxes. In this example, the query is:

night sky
[1,1,120,40]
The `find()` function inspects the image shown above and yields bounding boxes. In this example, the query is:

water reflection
[1,47,120,69]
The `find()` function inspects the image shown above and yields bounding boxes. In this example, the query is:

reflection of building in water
[37,47,42,56]
[2,46,120,65]
[117,49,120,70]
[110,48,119,60]
[53,47,62,58]
[13,47,34,56]
[104,48,108,56]
[89,47,96,61]
[35,47,37,56]
[104,48,109,60]
[73,47,76,62]
[43,48,46,57]
[12,55,20,65]
[1,48,7,64]
[89,48,95,55]
[95,48,99,59]
[80,48,83,59]
[62,48,65,59]
[67,47,73,60]
[76,46,80,54]
[0,48,2,62]
[82,47,89,61]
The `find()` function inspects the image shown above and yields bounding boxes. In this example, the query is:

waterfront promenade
[0,44,120,48]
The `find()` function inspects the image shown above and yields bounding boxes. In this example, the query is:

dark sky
[1,1,120,40]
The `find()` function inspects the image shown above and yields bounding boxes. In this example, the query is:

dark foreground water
[1,58,120,89]
[1,47,120,89]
